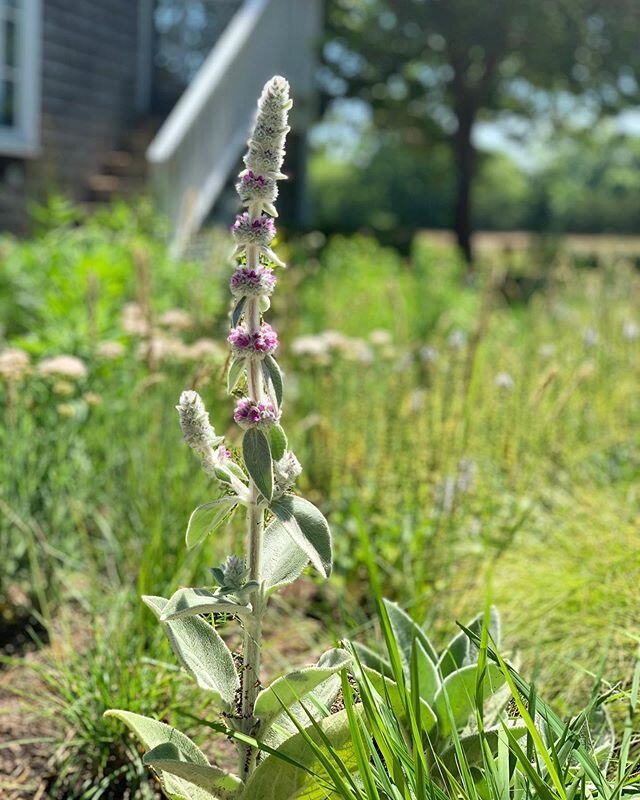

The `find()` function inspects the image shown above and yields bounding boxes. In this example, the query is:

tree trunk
[452,104,476,267]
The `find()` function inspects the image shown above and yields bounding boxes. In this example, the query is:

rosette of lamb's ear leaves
[349,602,529,777]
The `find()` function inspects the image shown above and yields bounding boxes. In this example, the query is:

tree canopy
[323,0,639,260]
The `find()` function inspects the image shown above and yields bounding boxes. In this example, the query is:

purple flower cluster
[233,398,280,429]
[231,212,276,246]
[228,323,278,357]
[236,171,277,205]
[230,265,277,298]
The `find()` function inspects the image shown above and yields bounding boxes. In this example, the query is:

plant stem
[239,486,264,780]
[239,211,266,780]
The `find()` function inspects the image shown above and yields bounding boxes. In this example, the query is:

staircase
[83,118,160,208]
[146,0,323,256]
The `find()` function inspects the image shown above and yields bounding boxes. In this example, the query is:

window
[0,0,41,156]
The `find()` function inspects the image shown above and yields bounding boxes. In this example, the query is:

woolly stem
[238,205,266,780]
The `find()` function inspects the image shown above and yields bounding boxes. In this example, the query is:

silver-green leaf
[240,708,361,800]
[231,296,246,327]
[160,588,252,621]
[261,518,309,595]
[269,495,332,578]
[268,425,287,462]
[143,596,239,709]
[255,648,351,736]
[104,710,223,800]
[227,358,246,394]
[186,498,237,551]
[262,355,283,408]
[382,599,438,670]
[242,428,273,501]
[143,742,243,799]
[433,662,506,737]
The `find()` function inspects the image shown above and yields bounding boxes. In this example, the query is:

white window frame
[0,0,41,157]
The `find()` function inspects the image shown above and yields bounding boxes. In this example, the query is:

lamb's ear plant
[106,77,354,800]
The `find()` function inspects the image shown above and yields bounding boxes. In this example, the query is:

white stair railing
[146,0,322,256]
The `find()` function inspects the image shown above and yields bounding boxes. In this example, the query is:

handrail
[146,0,323,256]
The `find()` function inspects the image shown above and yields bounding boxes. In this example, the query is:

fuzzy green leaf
[104,710,221,800]
[242,428,273,501]
[440,725,528,772]
[268,425,287,461]
[231,297,246,327]
[363,666,437,734]
[382,600,438,670]
[352,641,392,678]
[262,355,283,408]
[261,519,309,595]
[227,358,246,394]
[143,596,238,709]
[269,496,332,578]
[259,296,271,313]
[414,639,441,705]
[186,498,237,551]
[143,742,243,799]
[255,649,351,736]
[438,608,501,677]
[240,708,361,800]
[160,588,251,621]
[433,662,506,737]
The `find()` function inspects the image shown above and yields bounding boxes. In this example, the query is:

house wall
[0,0,141,233]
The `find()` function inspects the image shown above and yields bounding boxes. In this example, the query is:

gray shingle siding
[0,0,141,232]
[37,0,139,190]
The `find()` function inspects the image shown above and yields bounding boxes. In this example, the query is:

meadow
[1,200,639,798]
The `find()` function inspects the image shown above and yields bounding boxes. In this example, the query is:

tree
[323,0,639,263]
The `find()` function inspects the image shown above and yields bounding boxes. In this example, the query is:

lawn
[1,201,639,798]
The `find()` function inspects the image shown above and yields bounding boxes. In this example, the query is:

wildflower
[230,265,277,298]
[231,213,285,268]
[233,398,280,429]
[202,444,233,476]
[96,340,126,360]
[176,390,224,453]
[495,371,514,390]
[228,323,278,357]
[369,329,392,346]
[53,380,75,397]
[139,334,190,363]
[0,347,30,378]
[236,171,278,209]
[158,309,194,331]
[120,303,149,336]
[622,320,639,341]
[231,212,276,247]
[186,338,226,361]
[83,392,102,406]
[38,355,87,380]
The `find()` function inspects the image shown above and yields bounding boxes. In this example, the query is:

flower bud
[231,213,276,247]
[176,390,223,453]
